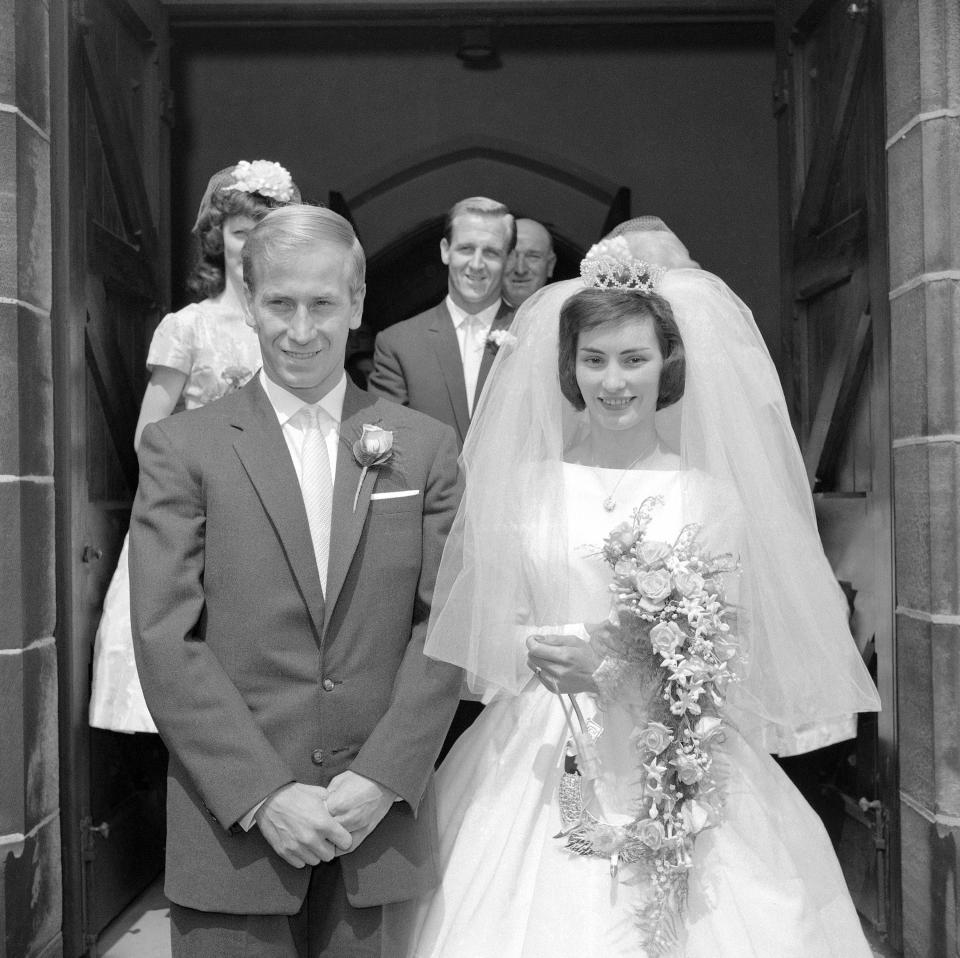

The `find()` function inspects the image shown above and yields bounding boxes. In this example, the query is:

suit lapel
[231,379,326,641]
[427,304,470,444]
[323,381,380,636]
[474,300,515,408]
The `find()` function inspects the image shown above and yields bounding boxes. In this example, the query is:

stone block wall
[0,0,61,955]
[884,0,960,955]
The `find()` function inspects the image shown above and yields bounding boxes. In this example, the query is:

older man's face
[440,213,512,314]
[503,219,556,307]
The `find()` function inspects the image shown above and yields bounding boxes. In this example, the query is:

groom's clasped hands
[254,771,397,869]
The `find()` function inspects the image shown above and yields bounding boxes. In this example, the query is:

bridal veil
[424,253,880,756]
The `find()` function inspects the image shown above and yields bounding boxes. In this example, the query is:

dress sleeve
[147,307,197,375]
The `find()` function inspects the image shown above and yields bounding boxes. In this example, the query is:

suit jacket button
[311,748,324,766]
[322,678,335,692]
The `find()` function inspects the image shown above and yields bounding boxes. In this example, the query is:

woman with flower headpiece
[387,225,880,957]
[89,160,300,734]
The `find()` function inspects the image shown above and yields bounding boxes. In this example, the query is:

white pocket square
[370,489,420,500]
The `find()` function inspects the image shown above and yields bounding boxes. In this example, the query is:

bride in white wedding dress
[388,227,881,958]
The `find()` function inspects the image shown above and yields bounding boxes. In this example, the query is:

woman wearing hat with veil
[388,223,880,957]
[89,160,300,734]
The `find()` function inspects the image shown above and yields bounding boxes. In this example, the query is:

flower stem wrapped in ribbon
[352,423,393,511]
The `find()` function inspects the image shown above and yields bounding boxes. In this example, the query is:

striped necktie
[299,404,333,590]
[462,313,486,416]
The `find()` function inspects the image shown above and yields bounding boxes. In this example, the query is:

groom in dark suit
[129,205,462,956]
[368,196,516,449]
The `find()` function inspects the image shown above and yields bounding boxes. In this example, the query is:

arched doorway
[359,216,586,335]
[329,137,631,334]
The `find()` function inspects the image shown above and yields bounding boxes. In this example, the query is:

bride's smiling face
[575,317,664,433]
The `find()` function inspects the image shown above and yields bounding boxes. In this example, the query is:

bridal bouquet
[557,495,740,957]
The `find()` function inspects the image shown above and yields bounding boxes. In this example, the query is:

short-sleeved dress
[88,300,261,733]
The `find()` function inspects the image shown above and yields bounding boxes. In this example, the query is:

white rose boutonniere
[486,328,517,351]
[352,423,394,511]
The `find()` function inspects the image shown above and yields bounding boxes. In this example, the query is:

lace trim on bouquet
[553,496,741,957]
[592,644,665,711]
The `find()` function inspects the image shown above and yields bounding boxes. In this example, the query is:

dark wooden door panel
[58,1,171,954]
[776,0,898,947]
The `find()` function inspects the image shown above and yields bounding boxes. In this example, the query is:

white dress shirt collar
[445,295,502,334]
[259,369,348,427]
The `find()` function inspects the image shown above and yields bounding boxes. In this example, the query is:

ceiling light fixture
[456,26,501,70]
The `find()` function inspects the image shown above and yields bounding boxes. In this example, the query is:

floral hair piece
[225,160,296,202]
[580,236,665,293]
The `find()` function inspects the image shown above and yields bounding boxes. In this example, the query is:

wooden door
[52,0,171,953]
[774,0,899,947]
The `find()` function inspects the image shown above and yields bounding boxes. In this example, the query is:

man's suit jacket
[368,300,514,448]
[129,376,463,916]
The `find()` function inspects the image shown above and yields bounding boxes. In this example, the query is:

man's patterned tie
[463,313,485,416]
[299,404,333,591]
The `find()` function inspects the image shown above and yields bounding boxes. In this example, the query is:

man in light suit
[130,205,462,957]
[367,196,516,449]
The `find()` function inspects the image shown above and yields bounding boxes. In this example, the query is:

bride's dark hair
[557,287,685,411]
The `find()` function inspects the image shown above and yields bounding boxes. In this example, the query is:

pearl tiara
[580,236,665,293]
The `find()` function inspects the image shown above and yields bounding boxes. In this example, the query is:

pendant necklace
[591,440,660,512]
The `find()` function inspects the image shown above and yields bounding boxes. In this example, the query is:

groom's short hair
[242,204,366,297]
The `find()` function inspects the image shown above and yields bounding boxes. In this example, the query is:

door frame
[774,0,899,945]
[52,1,171,953]
[51,1,93,950]
[52,0,907,949]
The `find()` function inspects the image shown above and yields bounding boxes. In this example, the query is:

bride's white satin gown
[397,467,873,958]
